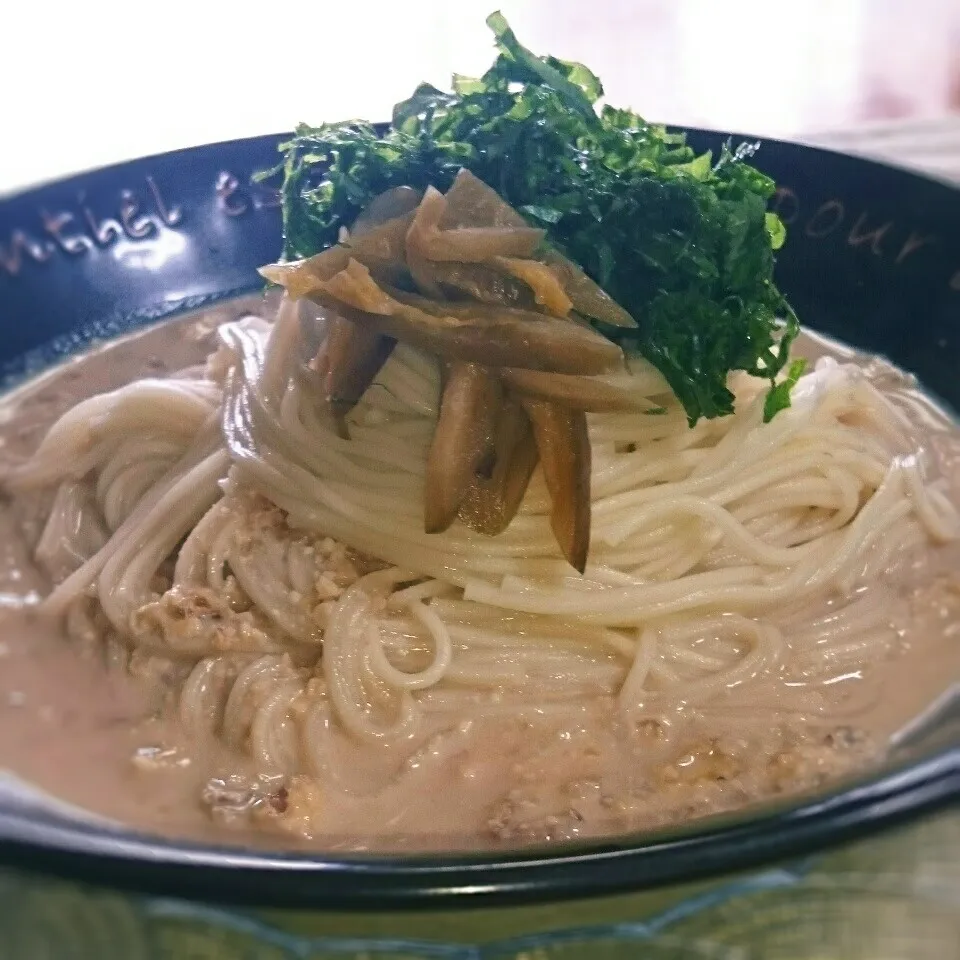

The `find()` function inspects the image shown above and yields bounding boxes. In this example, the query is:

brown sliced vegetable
[457,395,539,536]
[414,260,539,310]
[317,294,617,376]
[492,257,572,317]
[318,259,397,313]
[501,368,659,412]
[423,363,502,534]
[260,255,347,300]
[351,186,423,236]
[423,225,546,262]
[440,170,636,329]
[539,249,637,329]
[314,317,396,438]
[408,251,445,298]
[441,169,531,230]
[309,261,622,375]
[407,186,545,263]
[404,243,443,299]
[403,187,447,297]
[383,286,622,373]
[259,211,415,295]
[345,211,418,284]
[257,172,645,572]
[521,398,591,573]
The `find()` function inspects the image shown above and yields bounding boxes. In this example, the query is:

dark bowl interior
[0,131,958,910]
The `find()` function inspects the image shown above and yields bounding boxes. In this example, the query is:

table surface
[1,807,958,957]
[810,114,960,184]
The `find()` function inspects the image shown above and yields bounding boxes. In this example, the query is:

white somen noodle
[6,296,958,786]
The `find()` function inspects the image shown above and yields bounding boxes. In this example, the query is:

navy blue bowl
[0,132,958,911]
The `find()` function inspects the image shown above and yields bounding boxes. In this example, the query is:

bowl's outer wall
[2,131,960,407]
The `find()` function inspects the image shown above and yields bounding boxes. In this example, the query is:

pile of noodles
[6,296,959,777]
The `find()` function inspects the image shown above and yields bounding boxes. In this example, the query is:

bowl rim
[1,131,959,908]
[0,745,956,908]
[3,122,960,203]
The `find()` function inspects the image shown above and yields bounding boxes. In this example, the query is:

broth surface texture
[0,296,958,852]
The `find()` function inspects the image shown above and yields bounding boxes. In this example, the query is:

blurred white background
[1,0,959,194]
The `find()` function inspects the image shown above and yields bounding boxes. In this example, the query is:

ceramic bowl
[0,132,958,959]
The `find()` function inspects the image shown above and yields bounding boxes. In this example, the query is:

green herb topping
[258,11,799,424]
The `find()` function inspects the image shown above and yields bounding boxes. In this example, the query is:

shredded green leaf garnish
[765,211,787,251]
[259,11,800,423]
[763,358,807,422]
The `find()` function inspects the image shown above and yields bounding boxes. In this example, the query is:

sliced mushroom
[501,368,660,412]
[314,317,396,438]
[520,397,591,573]
[424,363,502,533]
[457,395,539,536]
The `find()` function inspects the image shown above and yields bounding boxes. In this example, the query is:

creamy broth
[0,297,958,853]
